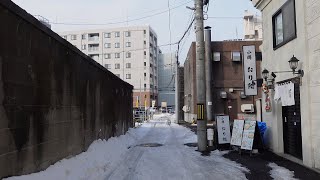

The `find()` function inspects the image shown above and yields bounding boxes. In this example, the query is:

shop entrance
[282,81,302,159]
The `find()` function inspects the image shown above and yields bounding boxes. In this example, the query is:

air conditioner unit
[241,104,254,113]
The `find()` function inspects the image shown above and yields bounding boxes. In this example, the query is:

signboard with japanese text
[230,120,245,146]
[243,45,258,96]
[241,120,257,150]
[216,115,231,144]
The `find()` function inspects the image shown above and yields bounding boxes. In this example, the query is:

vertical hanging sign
[243,45,257,96]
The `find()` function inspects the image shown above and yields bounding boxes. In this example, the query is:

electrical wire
[49,0,193,26]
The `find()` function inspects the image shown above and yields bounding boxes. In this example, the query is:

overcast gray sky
[12,0,259,64]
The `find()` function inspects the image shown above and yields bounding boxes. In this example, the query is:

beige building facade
[59,26,159,107]
[251,0,320,170]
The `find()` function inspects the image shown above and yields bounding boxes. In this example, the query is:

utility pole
[175,53,179,124]
[194,0,207,152]
[205,27,213,121]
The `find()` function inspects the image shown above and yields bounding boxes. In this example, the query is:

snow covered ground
[6,114,249,180]
[268,163,298,180]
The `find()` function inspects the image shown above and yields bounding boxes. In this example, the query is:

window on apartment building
[105,64,111,69]
[115,63,120,69]
[126,52,131,58]
[231,52,241,62]
[115,53,121,59]
[150,53,153,58]
[126,63,131,68]
[213,52,221,61]
[272,0,296,49]
[104,33,111,38]
[144,84,146,91]
[144,30,146,34]
[71,35,77,40]
[126,42,131,47]
[62,35,67,39]
[144,62,147,66]
[115,31,120,37]
[81,34,86,40]
[125,31,131,37]
[115,42,120,48]
[144,73,146,77]
[104,53,111,59]
[81,44,86,50]
[104,43,111,48]
[126,74,131,79]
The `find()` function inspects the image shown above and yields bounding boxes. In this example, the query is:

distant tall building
[243,10,263,40]
[157,53,175,108]
[59,26,159,107]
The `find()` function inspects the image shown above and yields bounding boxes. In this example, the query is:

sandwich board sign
[241,120,257,150]
[230,120,245,146]
[216,115,231,144]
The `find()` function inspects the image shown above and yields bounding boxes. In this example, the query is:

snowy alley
[5,114,311,180]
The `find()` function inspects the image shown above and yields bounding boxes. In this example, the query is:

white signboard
[216,115,231,144]
[230,120,245,146]
[243,45,257,96]
[152,100,156,108]
[241,120,257,150]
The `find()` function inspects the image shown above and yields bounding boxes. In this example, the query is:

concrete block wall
[0,0,133,178]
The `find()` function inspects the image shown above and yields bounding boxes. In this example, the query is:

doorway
[282,82,302,159]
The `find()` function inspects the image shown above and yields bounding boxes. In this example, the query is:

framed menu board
[241,120,257,150]
[230,120,245,146]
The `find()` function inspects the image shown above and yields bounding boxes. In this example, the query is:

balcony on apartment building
[88,44,99,52]
[88,33,100,42]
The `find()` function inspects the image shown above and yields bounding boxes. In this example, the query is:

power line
[207,16,242,19]
[49,0,193,26]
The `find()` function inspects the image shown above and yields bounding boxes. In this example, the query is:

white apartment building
[157,53,175,108]
[251,0,320,171]
[243,10,263,40]
[59,26,159,107]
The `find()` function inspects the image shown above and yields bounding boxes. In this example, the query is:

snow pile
[268,162,297,180]
[6,114,249,180]
[5,124,151,180]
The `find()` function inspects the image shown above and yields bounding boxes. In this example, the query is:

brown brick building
[184,40,262,123]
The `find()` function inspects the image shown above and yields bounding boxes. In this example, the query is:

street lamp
[262,69,269,81]
[262,55,304,87]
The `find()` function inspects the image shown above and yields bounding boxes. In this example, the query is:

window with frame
[126,42,131,47]
[104,53,111,59]
[71,35,77,40]
[62,35,67,39]
[126,52,131,58]
[104,33,111,38]
[115,32,120,37]
[81,34,86,40]
[126,74,131,79]
[115,63,120,69]
[105,64,111,69]
[104,43,111,48]
[115,53,121,59]
[272,0,296,49]
[126,63,131,68]
[125,31,131,37]
[81,44,86,50]
[231,52,241,61]
[213,52,221,61]
[115,42,120,48]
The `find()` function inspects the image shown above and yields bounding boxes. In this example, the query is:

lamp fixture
[262,55,304,88]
